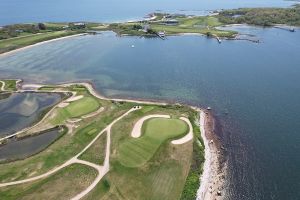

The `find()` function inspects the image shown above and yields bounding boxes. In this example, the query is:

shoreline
[0,80,225,199]
[0,33,86,57]
[197,110,226,200]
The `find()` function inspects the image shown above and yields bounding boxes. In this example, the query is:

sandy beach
[0,33,86,58]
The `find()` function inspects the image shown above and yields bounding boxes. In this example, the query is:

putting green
[118,118,188,168]
[51,96,100,124]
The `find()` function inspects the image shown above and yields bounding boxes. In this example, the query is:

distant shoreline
[0,33,86,57]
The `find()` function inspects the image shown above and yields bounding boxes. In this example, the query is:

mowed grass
[0,164,98,200]
[51,96,100,124]
[150,16,237,37]
[79,131,107,165]
[118,118,188,167]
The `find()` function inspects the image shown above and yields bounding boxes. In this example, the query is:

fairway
[51,96,100,124]
[118,118,188,167]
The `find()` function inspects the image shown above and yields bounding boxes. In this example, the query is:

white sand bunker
[58,102,69,108]
[66,95,83,102]
[131,114,170,138]
[171,117,193,145]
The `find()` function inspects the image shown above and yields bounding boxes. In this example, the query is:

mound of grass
[0,163,98,200]
[79,131,107,165]
[51,96,100,124]
[118,118,188,167]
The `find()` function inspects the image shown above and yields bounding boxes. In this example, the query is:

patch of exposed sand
[66,95,83,102]
[58,102,69,108]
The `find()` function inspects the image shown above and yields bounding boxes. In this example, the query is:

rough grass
[0,163,98,200]
[0,31,80,54]
[118,118,188,167]
[79,131,107,165]
[1,80,17,91]
[0,100,132,183]
[82,177,111,200]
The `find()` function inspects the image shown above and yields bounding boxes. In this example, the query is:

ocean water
[0,28,299,199]
[0,0,294,25]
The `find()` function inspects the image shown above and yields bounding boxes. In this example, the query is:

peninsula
[0,5,299,54]
[0,79,224,200]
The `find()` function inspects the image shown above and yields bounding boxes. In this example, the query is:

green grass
[104,105,195,200]
[118,117,188,168]
[1,79,17,91]
[79,131,107,165]
[0,100,132,183]
[0,31,81,54]
[82,177,111,200]
[0,164,98,200]
[113,15,237,38]
[51,96,100,124]
[38,86,56,91]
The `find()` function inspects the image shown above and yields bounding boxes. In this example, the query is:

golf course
[0,80,205,200]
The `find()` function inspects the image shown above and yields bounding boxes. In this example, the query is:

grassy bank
[0,31,82,54]
[111,15,237,38]
[0,79,18,91]
[0,86,133,182]
[0,163,98,200]
[79,131,107,165]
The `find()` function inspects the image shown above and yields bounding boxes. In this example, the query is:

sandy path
[171,117,193,144]
[0,107,139,191]
[131,114,170,138]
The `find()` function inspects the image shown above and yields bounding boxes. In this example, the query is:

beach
[0,33,86,57]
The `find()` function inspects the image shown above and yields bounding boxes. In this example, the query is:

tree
[38,23,46,30]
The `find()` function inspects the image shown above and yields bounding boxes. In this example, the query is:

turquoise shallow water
[0,28,299,199]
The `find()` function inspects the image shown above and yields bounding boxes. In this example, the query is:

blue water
[1,0,300,199]
[0,128,62,162]
[0,92,61,137]
[0,28,299,199]
[0,0,295,25]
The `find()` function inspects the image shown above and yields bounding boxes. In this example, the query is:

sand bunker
[66,95,83,102]
[58,102,69,108]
